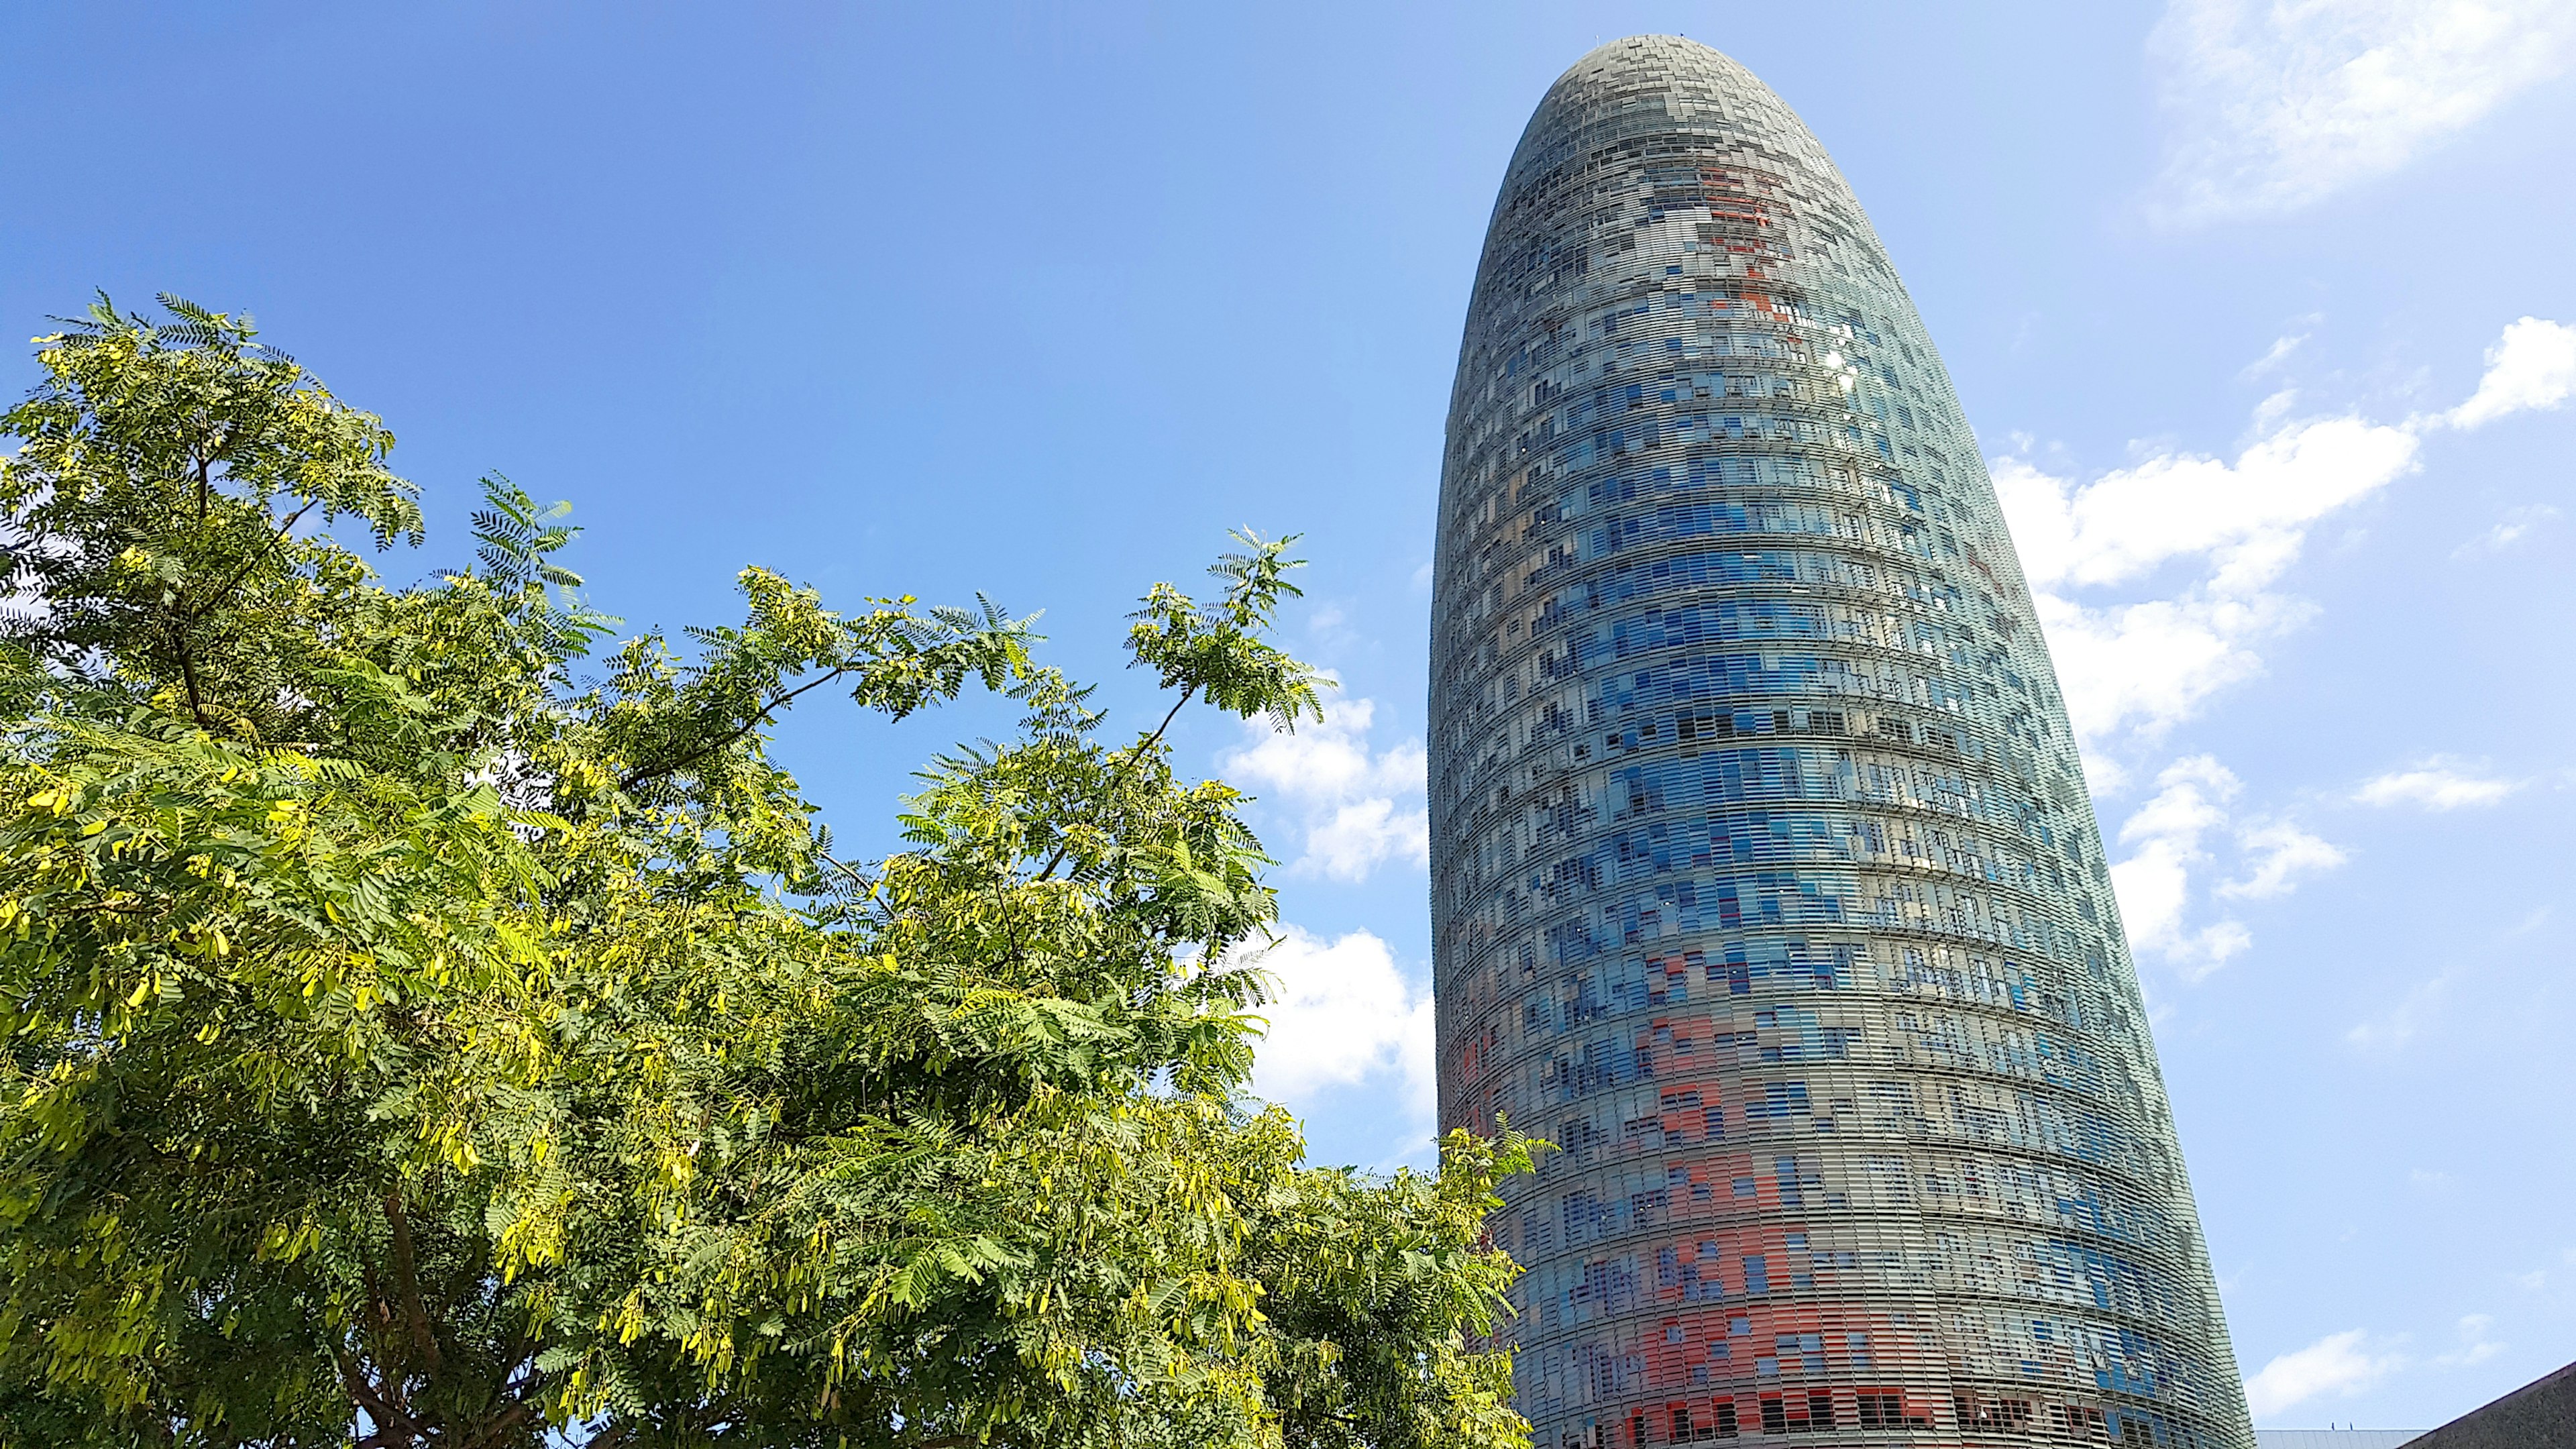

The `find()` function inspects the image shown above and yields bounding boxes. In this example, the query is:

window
[1676,710,1733,741]
[1960,1396,2037,1432]
[2050,1404,2108,1438]
[1661,1399,1739,1443]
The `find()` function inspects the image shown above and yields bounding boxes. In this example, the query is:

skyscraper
[1428,37,2251,1449]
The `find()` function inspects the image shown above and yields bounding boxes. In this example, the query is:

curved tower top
[1429,36,2251,1449]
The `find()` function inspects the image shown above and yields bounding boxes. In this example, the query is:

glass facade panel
[1429,36,2252,1449]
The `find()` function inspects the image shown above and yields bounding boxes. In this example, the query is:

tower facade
[1428,38,2250,1449]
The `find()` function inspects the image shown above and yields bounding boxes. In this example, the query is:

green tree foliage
[0,298,1535,1448]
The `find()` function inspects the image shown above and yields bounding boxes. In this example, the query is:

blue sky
[5,1,2573,1432]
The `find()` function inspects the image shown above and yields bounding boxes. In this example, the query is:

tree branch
[464,1392,542,1449]
[1031,686,1193,883]
[382,1191,444,1379]
[184,494,318,625]
[174,628,211,731]
[164,494,320,733]
[816,852,893,918]
[335,1344,423,1446]
[616,664,850,793]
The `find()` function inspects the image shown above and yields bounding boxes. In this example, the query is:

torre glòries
[1428,36,2251,1449]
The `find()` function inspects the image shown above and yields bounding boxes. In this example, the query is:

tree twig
[186,495,318,624]
[1030,686,1192,883]
[164,494,322,733]
[616,664,851,793]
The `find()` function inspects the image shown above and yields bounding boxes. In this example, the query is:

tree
[0,297,1535,1448]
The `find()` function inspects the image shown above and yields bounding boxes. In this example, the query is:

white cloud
[2023,585,2301,755]
[2110,756,2257,979]
[2106,757,2340,977]
[1993,412,2418,757]
[2222,819,2349,899]
[1995,414,2420,595]
[2355,759,2520,810]
[2440,317,2576,429]
[2168,919,2253,978]
[1237,925,1436,1130]
[2149,0,2576,223]
[1222,696,1428,882]
[2242,1328,2406,1418]
[1300,796,1431,883]
[1999,317,2561,768]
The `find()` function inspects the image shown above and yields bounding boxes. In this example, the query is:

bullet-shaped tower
[1429,36,2251,1449]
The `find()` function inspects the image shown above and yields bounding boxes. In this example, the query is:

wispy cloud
[2434,1313,2506,1368]
[1222,696,1427,882]
[2347,970,2454,1049]
[2149,0,2576,224]
[1236,924,1435,1134]
[2242,1328,2406,1418]
[2355,759,2520,810]
[2454,503,2561,558]
[2240,330,2310,378]
[2345,872,2538,1049]
[2222,819,2349,899]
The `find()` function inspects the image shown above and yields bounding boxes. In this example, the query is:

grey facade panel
[1427,36,2253,1449]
